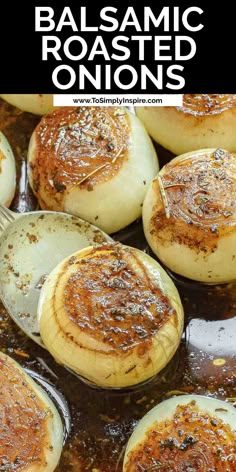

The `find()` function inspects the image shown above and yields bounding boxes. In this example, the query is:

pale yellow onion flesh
[143,148,236,283]
[28,107,159,234]
[0,94,54,115]
[137,94,236,154]
[123,394,236,471]
[0,131,16,207]
[0,351,63,471]
[38,243,184,388]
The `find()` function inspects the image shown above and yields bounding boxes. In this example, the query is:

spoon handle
[0,205,16,234]
[10,159,38,213]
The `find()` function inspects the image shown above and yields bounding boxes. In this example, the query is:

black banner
[0,1,234,93]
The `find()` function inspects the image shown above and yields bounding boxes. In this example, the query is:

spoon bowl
[0,207,111,347]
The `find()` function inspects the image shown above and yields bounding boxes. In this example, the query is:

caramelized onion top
[29,106,130,207]
[178,94,236,116]
[150,150,236,252]
[125,400,236,472]
[0,353,53,470]
[54,243,177,351]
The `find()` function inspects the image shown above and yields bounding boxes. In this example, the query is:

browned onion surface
[125,400,236,471]
[58,243,177,351]
[149,149,236,253]
[29,107,130,209]
[178,94,236,116]
[0,354,53,470]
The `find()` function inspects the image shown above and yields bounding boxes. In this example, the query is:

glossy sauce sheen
[125,400,236,471]
[0,354,52,470]
[178,94,236,116]
[1,98,236,472]
[62,244,176,350]
[30,106,130,208]
[150,150,236,252]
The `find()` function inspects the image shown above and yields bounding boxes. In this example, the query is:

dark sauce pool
[0,98,235,471]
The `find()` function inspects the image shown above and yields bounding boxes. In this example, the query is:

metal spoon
[0,205,111,347]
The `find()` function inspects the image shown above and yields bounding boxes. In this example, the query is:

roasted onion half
[0,351,63,471]
[143,148,236,283]
[0,131,16,207]
[38,242,183,388]
[0,94,54,115]
[137,94,236,154]
[123,395,236,472]
[28,106,158,234]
